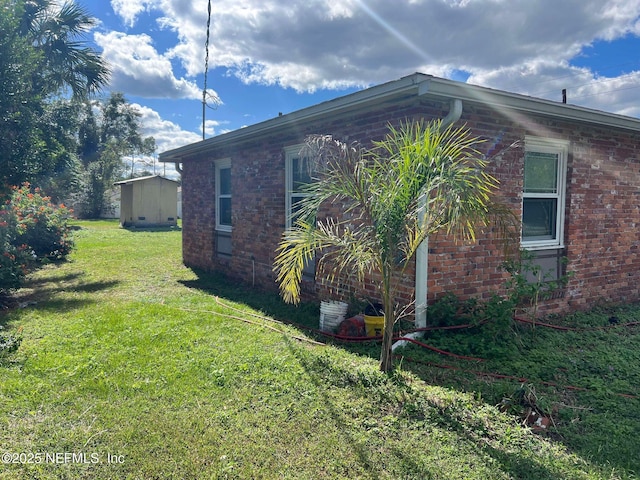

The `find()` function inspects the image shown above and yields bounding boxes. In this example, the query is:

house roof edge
[422,76,640,132]
[159,73,431,162]
[160,73,640,162]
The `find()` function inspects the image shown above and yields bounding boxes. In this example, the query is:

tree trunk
[379,302,395,372]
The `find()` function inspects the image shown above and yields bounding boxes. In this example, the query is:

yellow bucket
[364,315,385,337]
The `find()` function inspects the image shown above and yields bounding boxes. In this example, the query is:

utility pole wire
[203,0,212,140]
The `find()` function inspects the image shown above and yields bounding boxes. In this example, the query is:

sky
[84,0,640,177]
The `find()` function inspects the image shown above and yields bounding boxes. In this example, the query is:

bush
[9,183,74,260]
[0,183,74,295]
[0,210,30,295]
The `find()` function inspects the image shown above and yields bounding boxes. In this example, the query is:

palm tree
[19,0,110,98]
[274,119,512,372]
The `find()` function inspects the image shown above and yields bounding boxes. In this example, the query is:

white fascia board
[160,73,640,163]
[159,74,430,163]
[420,77,640,132]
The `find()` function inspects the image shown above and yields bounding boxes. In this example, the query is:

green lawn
[0,220,636,479]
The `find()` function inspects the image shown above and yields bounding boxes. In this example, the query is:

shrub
[9,183,74,260]
[0,209,30,295]
[0,183,74,296]
[426,249,573,359]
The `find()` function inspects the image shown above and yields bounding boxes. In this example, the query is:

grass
[0,219,636,479]
[390,312,640,473]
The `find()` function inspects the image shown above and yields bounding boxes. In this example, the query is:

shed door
[120,184,134,226]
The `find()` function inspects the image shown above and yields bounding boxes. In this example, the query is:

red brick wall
[181,160,215,270]
[179,96,640,316]
[563,128,640,310]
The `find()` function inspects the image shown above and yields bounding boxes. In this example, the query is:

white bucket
[319,301,348,332]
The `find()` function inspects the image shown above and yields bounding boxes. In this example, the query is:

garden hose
[209,296,638,400]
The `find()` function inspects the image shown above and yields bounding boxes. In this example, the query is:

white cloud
[129,104,202,178]
[569,72,640,117]
[162,0,637,85]
[203,119,231,137]
[94,31,213,100]
[110,0,151,27]
[106,0,640,118]
[134,104,201,151]
[116,1,638,97]
[467,59,640,117]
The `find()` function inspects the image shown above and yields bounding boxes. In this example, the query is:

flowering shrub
[0,183,74,296]
[8,184,74,260]
[0,216,29,294]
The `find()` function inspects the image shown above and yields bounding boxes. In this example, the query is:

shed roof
[114,175,179,186]
[160,72,640,163]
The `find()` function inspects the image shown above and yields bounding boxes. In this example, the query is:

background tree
[35,99,84,202]
[0,0,109,198]
[140,136,157,175]
[274,120,512,372]
[18,0,109,98]
[75,93,153,218]
[78,100,100,165]
[0,2,43,196]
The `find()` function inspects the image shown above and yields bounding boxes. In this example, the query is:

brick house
[159,73,640,321]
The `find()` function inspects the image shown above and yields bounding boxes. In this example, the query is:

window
[215,158,232,232]
[521,137,568,249]
[285,145,312,229]
[285,144,315,277]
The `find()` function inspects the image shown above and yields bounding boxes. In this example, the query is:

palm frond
[273,219,322,305]
[23,0,110,97]
[274,119,518,373]
[273,216,380,304]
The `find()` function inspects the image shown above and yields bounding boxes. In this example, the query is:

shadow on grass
[122,225,182,233]
[23,271,84,286]
[285,337,384,479]
[180,268,635,478]
[288,338,576,480]
[180,269,396,363]
[1,271,121,318]
[180,269,321,329]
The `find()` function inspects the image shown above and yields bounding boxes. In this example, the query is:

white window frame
[521,137,568,250]
[284,144,316,278]
[215,158,232,232]
[284,144,310,229]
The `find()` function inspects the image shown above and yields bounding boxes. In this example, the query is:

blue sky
[85,0,640,177]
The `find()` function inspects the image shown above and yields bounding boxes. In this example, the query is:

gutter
[420,76,640,131]
[159,73,431,163]
[160,73,640,165]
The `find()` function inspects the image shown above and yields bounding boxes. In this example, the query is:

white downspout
[392,98,462,351]
[441,98,463,130]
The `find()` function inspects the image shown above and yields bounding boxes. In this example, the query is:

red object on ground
[337,315,366,337]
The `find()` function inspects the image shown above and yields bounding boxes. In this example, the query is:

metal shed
[114,175,179,228]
